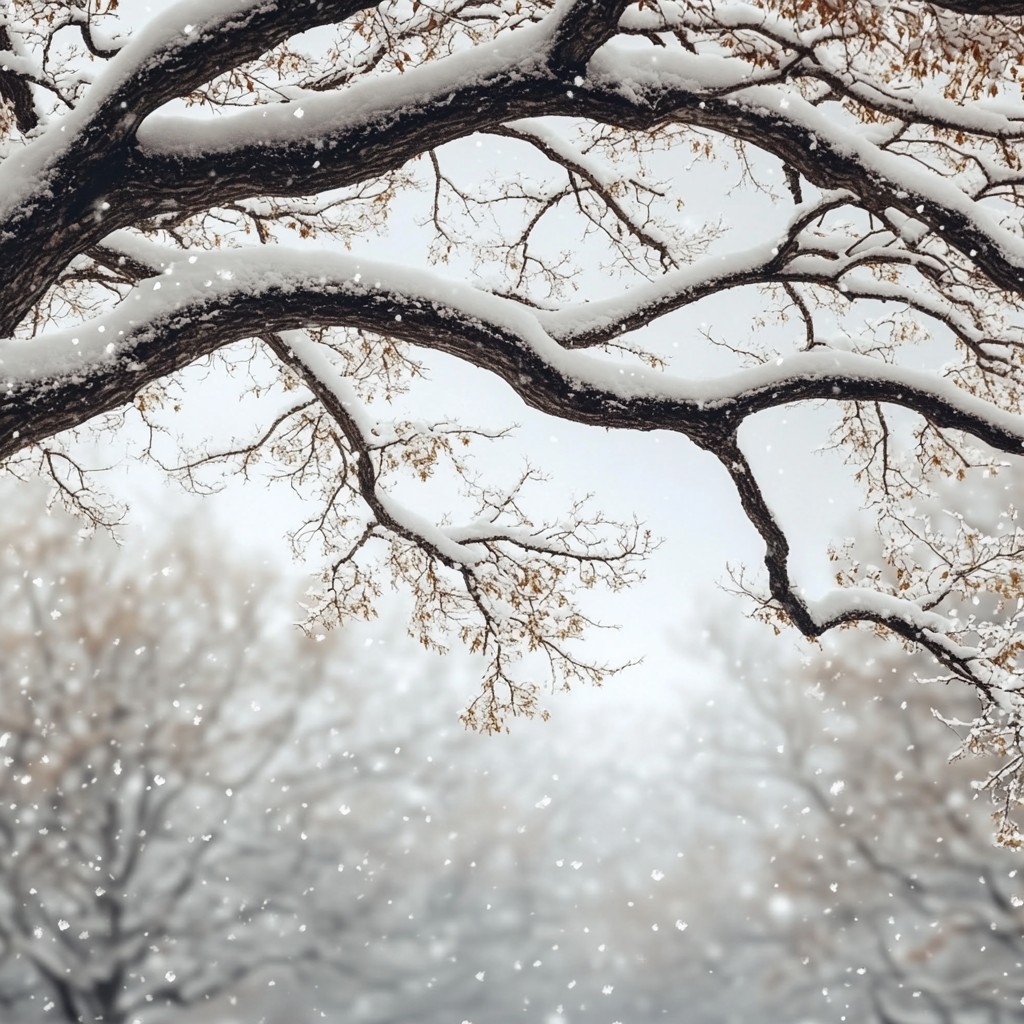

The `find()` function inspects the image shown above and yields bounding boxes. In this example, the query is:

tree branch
[0,26,39,134]
[546,0,632,75]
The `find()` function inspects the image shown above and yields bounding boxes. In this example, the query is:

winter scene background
[2,1,1024,1021]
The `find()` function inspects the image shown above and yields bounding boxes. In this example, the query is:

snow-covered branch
[6,0,1024,789]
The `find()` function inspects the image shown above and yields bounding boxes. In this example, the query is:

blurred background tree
[0,483,380,1021]
[687,612,1024,1024]
[0,483,710,1023]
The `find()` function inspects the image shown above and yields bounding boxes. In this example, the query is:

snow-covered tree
[0,492,401,1022]
[6,0,1024,816]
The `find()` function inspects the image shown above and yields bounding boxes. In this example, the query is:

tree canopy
[5,0,1024,825]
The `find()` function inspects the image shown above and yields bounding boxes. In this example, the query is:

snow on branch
[8,246,1024,465]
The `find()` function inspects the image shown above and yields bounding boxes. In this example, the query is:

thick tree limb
[547,0,632,75]
[6,251,1024,465]
[0,1,620,336]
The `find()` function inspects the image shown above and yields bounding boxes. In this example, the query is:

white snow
[136,18,550,159]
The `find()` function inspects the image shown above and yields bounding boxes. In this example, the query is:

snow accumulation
[591,40,777,95]
[0,2,284,225]
[136,18,549,157]
[4,244,1024,459]
[589,43,1024,270]
[812,587,957,636]
[537,235,785,341]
